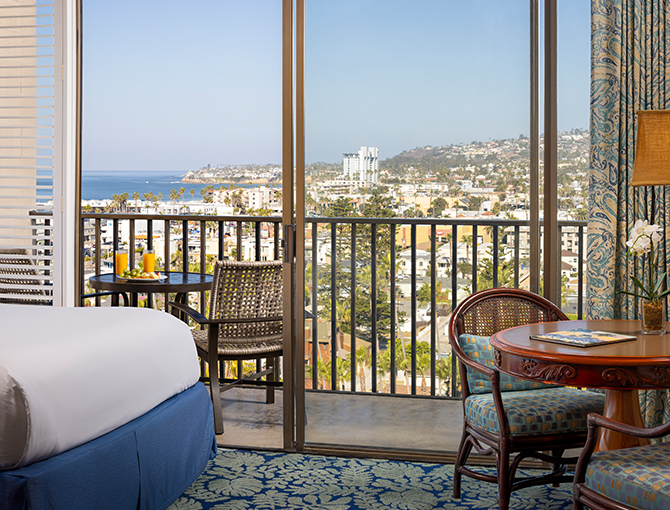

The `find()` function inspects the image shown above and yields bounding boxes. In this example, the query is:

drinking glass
[143,250,155,274]
[115,249,128,276]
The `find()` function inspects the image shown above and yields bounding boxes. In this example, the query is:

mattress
[0,304,200,470]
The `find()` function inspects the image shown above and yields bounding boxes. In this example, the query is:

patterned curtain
[589,0,670,427]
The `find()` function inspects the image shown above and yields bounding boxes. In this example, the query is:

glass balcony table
[88,272,213,310]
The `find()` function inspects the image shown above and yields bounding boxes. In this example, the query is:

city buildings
[343,146,379,183]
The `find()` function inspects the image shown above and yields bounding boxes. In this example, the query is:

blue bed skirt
[0,382,217,510]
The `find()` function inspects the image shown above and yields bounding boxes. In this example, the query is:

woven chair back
[0,248,48,304]
[209,260,283,341]
[460,294,565,337]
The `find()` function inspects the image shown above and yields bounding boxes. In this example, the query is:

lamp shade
[631,109,670,186]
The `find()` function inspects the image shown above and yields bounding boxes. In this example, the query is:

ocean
[81,170,258,201]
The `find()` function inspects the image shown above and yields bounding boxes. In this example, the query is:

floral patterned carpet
[169,449,574,509]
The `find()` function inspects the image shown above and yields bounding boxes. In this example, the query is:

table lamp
[631,110,670,187]
[630,109,670,334]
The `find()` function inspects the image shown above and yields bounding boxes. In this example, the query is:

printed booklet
[529,328,636,348]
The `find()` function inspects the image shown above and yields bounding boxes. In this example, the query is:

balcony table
[88,272,213,310]
[490,319,670,451]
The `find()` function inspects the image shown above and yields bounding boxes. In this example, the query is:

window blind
[0,1,55,305]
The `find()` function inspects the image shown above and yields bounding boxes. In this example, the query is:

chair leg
[266,357,275,404]
[497,443,511,510]
[453,429,473,499]
[551,448,564,487]
[209,356,224,435]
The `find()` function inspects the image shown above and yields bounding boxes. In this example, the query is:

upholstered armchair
[574,413,670,510]
[448,288,606,510]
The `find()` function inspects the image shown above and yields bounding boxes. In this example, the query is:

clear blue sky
[83,0,589,172]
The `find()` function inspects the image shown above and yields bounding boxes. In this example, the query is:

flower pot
[641,299,666,335]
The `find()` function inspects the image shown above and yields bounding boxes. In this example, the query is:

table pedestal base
[596,389,650,451]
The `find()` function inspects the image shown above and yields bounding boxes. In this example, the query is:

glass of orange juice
[115,249,128,276]
[143,250,155,274]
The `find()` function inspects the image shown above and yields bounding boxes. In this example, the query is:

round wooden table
[490,319,670,451]
[88,272,213,308]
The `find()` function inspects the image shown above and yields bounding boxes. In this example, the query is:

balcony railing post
[430,224,436,396]
[311,221,318,390]
[514,225,520,288]
[578,224,584,319]
[451,224,458,312]
[182,219,188,273]
[390,224,397,394]
[350,223,357,392]
[371,223,377,393]
[255,221,261,261]
[492,224,499,288]
[410,224,417,395]
[330,222,337,391]
[472,224,478,293]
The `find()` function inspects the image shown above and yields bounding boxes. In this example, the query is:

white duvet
[0,304,200,470]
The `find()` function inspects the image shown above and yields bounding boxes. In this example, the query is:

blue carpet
[168,449,574,509]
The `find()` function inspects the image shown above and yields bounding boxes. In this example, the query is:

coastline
[181,177,278,185]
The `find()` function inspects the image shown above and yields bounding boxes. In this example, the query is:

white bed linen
[0,304,200,470]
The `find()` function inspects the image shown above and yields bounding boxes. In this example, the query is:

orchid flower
[619,219,670,304]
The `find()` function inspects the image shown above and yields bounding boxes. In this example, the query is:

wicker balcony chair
[0,248,52,305]
[574,413,670,510]
[169,260,283,434]
[448,288,605,510]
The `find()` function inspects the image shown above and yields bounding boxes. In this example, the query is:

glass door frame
[285,0,558,454]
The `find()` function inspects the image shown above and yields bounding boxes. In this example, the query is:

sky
[83,0,590,172]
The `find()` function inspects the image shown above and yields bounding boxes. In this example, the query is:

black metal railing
[79,212,587,400]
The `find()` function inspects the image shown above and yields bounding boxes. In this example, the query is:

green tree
[476,235,516,290]
[334,356,351,391]
[355,345,370,392]
[427,197,447,217]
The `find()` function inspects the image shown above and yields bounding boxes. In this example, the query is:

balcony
[79,211,587,457]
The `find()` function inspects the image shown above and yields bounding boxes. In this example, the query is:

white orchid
[620,219,670,304]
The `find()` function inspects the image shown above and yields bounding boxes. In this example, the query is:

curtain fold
[589,0,670,428]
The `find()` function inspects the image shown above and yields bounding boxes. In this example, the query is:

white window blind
[0,1,55,305]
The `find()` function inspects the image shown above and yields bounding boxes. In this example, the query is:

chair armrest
[588,412,670,439]
[453,349,496,378]
[574,412,670,486]
[81,291,128,306]
[169,300,283,325]
[168,301,208,323]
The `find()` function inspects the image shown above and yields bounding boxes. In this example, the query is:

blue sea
[82,170,258,201]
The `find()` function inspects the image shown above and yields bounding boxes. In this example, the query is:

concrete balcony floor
[215,386,464,454]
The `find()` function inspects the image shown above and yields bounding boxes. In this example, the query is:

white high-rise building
[343,146,379,183]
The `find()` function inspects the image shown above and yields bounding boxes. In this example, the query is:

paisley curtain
[589,0,670,427]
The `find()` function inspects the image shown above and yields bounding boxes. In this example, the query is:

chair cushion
[464,386,605,437]
[584,442,670,510]
[459,334,552,394]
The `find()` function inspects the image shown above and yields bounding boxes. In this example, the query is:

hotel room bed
[0,304,216,510]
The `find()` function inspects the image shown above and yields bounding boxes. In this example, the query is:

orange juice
[115,250,128,276]
[143,250,155,273]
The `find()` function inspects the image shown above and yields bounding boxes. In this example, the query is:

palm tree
[316,358,331,390]
[335,300,350,352]
[435,355,454,396]
[190,189,195,202]
[461,234,473,262]
[334,357,351,391]
[355,345,370,392]
[376,348,392,393]
[417,350,432,395]
[169,188,180,212]
[143,192,154,213]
